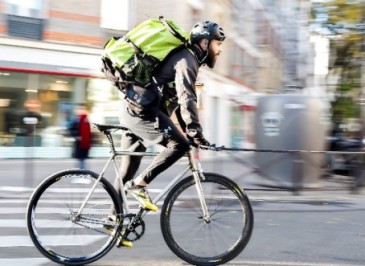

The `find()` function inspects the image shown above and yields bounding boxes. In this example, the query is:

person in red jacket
[68,103,91,169]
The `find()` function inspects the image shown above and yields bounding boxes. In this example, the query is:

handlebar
[94,123,225,152]
[199,144,225,151]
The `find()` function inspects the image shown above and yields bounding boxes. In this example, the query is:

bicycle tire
[26,169,122,265]
[160,173,253,266]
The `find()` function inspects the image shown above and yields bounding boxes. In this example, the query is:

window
[5,0,45,40]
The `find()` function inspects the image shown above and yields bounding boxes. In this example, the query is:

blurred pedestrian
[68,103,91,169]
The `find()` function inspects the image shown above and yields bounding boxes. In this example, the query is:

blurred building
[0,0,313,157]
[0,0,119,151]
[129,0,314,149]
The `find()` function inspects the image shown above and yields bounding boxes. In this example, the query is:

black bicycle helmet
[190,21,226,45]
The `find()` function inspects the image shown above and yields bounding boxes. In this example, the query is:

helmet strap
[195,39,209,65]
[199,51,209,65]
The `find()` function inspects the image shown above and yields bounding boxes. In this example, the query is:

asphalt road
[0,156,365,266]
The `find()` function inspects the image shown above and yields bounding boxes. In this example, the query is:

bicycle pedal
[116,239,133,248]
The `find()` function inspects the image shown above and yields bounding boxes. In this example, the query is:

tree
[311,0,365,127]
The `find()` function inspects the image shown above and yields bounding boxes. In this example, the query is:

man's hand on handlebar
[199,143,225,151]
[189,137,210,148]
[187,134,210,148]
[186,130,224,151]
[187,138,225,151]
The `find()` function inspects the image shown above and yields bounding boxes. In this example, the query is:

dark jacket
[69,114,91,159]
[153,46,204,137]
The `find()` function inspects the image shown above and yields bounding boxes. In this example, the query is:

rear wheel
[160,173,254,266]
[26,169,122,265]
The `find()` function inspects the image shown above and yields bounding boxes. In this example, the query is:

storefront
[0,69,120,149]
[0,38,123,157]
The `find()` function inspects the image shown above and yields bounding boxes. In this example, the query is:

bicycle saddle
[92,123,129,133]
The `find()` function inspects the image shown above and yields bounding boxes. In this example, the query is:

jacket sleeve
[174,57,203,138]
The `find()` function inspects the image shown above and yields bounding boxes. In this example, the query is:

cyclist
[114,20,226,212]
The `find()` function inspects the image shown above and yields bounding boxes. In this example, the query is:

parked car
[326,134,363,176]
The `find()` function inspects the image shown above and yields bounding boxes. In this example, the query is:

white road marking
[0,235,107,247]
[0,258,50,266]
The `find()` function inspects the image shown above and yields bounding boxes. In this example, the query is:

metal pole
[23,117,38,188]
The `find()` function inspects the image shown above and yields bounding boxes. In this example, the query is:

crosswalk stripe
[0,186,162,193]
[0,199,28,204]
[0,207,146,214]
[0,235,106,247]
[0,208,26,214]
[0,219,110,228]
[0,186,34,192]
[0,258,49,266]
[0,236,36,247]
[0,219,25,227]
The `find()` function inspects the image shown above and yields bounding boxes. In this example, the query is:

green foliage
[331,96,359,119]
[326,0,362,24]
[311,0,363,32]
[337,81,357,93]
[311,0,365,123]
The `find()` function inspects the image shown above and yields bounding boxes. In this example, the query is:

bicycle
[26,123,254,266]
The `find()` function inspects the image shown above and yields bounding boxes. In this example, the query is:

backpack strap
[125,37,157,67]
[159,17,188,46]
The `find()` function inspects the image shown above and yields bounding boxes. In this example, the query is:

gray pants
[113,100,190,196]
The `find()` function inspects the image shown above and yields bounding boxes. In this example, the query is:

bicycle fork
[189,150,211,223]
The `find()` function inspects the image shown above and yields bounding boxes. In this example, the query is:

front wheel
[26,169,122,265]
[160,173,254,266]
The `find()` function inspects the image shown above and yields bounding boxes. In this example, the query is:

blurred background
[0,0,364,163]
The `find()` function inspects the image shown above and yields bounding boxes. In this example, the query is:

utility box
[254,94,329,189]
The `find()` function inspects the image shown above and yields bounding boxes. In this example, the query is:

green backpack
[101,17,189,88]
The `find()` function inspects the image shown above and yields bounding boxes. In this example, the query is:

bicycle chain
[69,211,120,236]
[69,212,145,243]
[73,220,110,236]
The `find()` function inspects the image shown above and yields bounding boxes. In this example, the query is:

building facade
[0,0,312,157]
[0,0,117,152]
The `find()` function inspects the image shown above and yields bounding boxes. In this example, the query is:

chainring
[121,213,145,242]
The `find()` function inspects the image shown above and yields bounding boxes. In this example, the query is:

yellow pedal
[120,240,133,248]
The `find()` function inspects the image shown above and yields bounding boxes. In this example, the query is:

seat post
[105,131,117,155]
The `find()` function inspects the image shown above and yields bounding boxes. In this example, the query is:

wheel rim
[27,170,120,264]
[162,175,253,265]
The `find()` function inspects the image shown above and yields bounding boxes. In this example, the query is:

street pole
[23,116,38,188]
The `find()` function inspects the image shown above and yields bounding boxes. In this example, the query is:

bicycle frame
[27,122,253,266]
[76,125,211,221]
